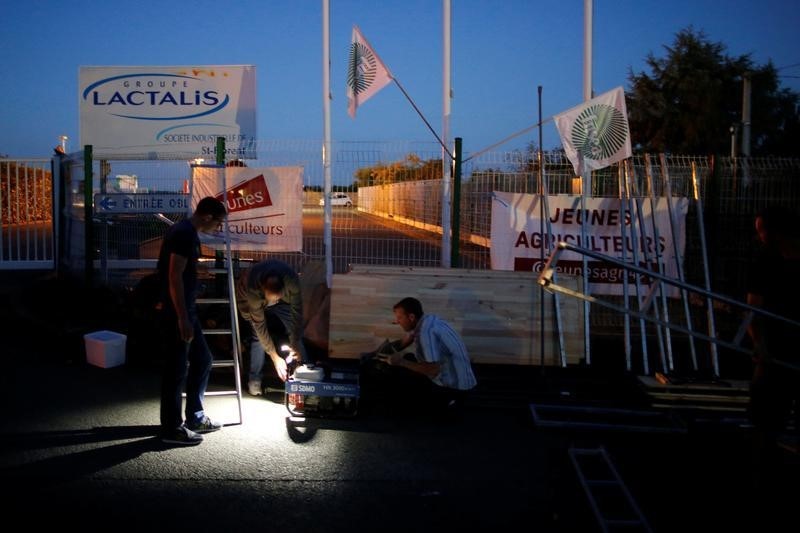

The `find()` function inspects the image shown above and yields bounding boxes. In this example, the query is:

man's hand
[376,351,405,367]
[178,316,194,343]
[271,354,288,382]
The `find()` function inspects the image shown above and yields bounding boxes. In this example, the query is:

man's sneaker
[187,415,222,433]
[248,379,263,396]
[161,425,203,446]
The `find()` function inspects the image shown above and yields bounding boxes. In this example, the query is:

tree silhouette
[627,27,800,156]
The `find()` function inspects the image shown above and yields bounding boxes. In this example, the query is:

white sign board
[490,192,689,296]
[79,65,256,159]
[192,166,303,252]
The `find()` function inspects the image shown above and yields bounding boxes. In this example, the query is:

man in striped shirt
[370,297,477,413]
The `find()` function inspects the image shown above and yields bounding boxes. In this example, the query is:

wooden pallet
[638,375,751,413]
[328,265,585,366]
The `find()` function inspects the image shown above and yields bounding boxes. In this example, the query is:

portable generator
[285,363,360,418]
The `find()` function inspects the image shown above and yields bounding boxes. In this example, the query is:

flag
[554,86,632,176]
[347,25,393,118]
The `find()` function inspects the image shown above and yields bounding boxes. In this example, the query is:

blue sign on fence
[94,193,190,214]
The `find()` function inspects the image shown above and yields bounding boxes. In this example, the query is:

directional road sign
[94,193,191,214]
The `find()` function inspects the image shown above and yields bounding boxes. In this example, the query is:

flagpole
[581,0,593,364]
[322,0,333,288]
[392,78,453,160]
[441,0,452,268]
[463,117,554,163]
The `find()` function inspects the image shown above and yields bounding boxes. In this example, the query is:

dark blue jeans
[160,313,213,430]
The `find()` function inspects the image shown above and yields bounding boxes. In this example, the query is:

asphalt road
[1,349,797,532]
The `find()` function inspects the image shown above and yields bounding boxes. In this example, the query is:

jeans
[160,313,213,430]
[249,338,266,382]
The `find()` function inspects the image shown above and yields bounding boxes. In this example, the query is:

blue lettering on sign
[82,73,230,121]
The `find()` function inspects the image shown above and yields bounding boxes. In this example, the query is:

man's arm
[746,292,768,363]
[168,253,192,342]
[379,350,441,378]
[283,276,304,347]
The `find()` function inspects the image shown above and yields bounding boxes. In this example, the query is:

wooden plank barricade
[328,265,585,366]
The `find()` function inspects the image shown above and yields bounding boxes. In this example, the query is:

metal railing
[538,240,800,377]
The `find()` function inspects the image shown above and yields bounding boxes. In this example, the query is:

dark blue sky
[1,0,798,157]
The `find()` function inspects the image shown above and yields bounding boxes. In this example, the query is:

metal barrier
[538,240,800,377]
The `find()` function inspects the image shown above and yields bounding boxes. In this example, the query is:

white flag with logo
[347,25,393,118]
[554,86,632,176]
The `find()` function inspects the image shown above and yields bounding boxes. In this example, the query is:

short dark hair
[394,297,423,317]
[195,197,226,218]
[260,274,285,294]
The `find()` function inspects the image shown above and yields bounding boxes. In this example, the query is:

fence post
[84,145,93,287]
[450,137,463,267]
[216,137,226,166]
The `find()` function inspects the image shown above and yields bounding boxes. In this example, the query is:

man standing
[237,259,308,394]
[365,297,477,414]
[745,205,800,490]
[158,197,227,445]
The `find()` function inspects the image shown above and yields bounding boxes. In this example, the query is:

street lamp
[59,135,68,152]
[729,124,738,159]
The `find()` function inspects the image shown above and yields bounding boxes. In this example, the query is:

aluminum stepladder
[194,250,244,426]
[187,162,244,426]
[568,446,653,532]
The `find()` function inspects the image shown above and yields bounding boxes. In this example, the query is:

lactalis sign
[79,65,256,158]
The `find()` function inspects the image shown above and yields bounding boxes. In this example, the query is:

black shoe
[187,415,222,433]
[161,425,203,446]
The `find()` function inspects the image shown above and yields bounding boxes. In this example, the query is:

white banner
[192,166,303,252]
[490,192,689,296]
[79,65,256,159]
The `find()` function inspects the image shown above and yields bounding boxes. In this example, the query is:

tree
[627,27,800,156]
[354,154,443,187]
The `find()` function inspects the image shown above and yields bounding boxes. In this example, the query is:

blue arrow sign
[98,196,117,210]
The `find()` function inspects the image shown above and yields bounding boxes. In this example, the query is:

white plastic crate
[84,330,127,368]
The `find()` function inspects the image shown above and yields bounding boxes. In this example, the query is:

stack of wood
[327,265,585,366]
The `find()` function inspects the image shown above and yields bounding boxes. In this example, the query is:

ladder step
[182,390,239,398]
[203,328,232,335]
[212,360,236,368]
[204,390,240,397]
[197,297,231,304]
[197,266,229,274]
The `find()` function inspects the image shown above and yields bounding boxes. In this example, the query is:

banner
[79,65,256,159]
[554,86,632,176]
[490,192,688,296]
[192,166,303,252]
[347,25,393,118]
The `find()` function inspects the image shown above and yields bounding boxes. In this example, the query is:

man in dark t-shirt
[157,197,226,446]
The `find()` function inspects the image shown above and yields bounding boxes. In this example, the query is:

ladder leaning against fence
[193,250,244,426]
[185,163,244,425]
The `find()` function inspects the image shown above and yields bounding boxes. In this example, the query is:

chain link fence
[54,142,799,374]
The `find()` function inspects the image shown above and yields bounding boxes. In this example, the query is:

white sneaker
[248,379,263,396]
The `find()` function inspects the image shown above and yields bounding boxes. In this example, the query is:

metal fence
[58,143,799,290]
[0,158,56,269]
[52,142,799,374]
